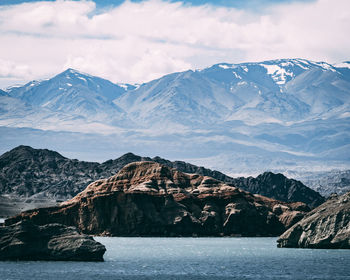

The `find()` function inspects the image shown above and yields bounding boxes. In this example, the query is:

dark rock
[6,162,309,237]
[230,172,325,208]
[0,220,106,261]
[277,192,350,249]
[0,146,324,213]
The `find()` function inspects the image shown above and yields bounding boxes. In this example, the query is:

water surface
[0,237,349,280]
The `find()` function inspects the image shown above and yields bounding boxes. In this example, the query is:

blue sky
[0,0,315,10]
[0,0,348,88]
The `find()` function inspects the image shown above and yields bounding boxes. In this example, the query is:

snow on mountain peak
[313,61,338,72]
[218,64,235,70]
[335,61,350,69]
[260,63,294,85]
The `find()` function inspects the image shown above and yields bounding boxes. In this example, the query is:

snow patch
[335,62,350,69]
[218,64,235,70]
[339,112,350,118]
[77,76,87,82]
[218,64,230,69]
[280,62,293,67]
[261,64,294,85]
[232,71,242,79]
[118,83,129,90]
[315,62,337,72]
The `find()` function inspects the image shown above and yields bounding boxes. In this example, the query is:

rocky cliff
[277,192,350,249]
[0,146,323,211]
[231,172,324,209]
[0,220,106,261]
[6,162,309,237]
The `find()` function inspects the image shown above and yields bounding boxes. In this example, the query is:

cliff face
[277,192,350,249]
[6,162,309,237]
[231,172,325,209]
[0,220,106,261]
[0,146,151,200]
[0,146,323,210]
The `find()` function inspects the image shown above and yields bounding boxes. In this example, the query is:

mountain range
[5,160,311,237]
[0,145,324,219]
[0,58,349,182]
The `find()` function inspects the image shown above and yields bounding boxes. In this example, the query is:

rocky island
[0,146,324,218]
[0,220,106,261]
[5,161,310,237]
[277,192,350,249]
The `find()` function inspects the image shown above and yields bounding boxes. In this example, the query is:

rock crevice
[6,162,309,237]
[277,192,350,249]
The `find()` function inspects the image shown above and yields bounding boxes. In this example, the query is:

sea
[0,237,349,280]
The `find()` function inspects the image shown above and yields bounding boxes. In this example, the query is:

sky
[0,0,349,88]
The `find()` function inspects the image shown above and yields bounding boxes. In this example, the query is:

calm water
[0,237,349,280]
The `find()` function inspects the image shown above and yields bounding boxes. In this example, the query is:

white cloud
[0,0,349,87]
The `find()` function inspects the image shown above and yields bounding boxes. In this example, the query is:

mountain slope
[3,69,136,129]
[0,58,349,184]
[6,161,310,237]
[301,170,350,196]
[0,146,323,211]
[114,59,350,127]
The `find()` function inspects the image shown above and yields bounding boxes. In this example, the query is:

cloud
[0,59,31,78]
[0,0,349,88]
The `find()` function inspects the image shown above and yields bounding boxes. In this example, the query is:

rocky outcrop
[0,220,106,261]
[6,162,309,237]
[0,146,323,213]
[231,172,324,208]
[277,192,350,249]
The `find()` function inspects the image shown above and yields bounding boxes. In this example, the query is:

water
[0,237,349,280]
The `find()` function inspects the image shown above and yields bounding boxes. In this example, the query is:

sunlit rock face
[278,192,350,249]
[6,162,309,237]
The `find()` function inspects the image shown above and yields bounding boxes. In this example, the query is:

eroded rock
[0,220,106,261]
[277,192,350,249]
[6,162,309,237]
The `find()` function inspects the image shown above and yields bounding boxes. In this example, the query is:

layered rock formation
[277,192,350,249]
[0,220,106,261]
[0,146,323,215]
[6,162,309,237]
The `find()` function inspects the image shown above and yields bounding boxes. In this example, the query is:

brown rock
[6,162,309,237]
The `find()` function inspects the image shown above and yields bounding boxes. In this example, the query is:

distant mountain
[0,146,324,212]
[3,69,136,130]
[301,170,350,196]
[231,172,324,208]
[0,58,349,183]
[115,59,350,127]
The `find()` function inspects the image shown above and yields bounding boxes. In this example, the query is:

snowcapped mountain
[0,59,349,182]
[115,58,350,127]
[1,69,136,132]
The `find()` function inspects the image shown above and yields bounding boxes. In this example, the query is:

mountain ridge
[0,58,349,186]
[5,161,310,237]
[0,145,324,215]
